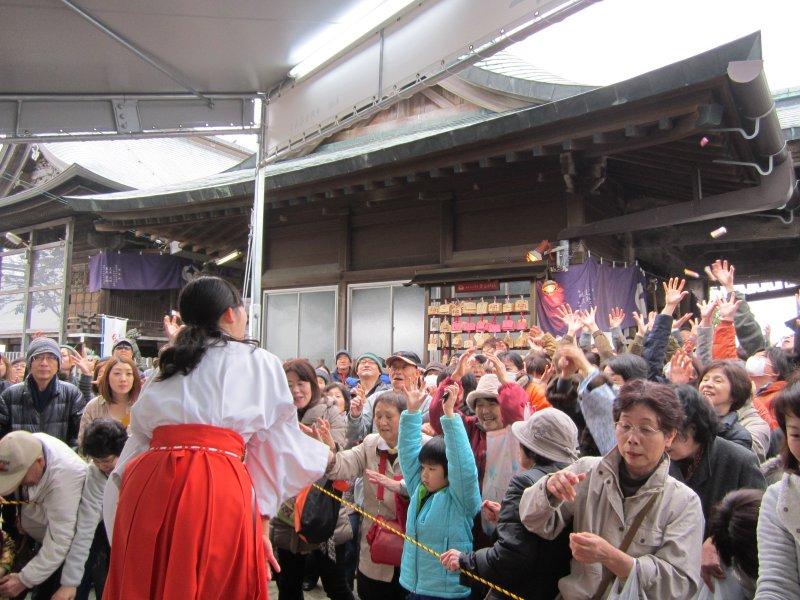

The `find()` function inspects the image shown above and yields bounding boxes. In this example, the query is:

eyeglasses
[615,422,663,439]
[91,455,117,467]
[31,354,58,363]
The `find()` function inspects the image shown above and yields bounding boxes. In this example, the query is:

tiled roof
[41,137,248,189]
[473,50,583,86]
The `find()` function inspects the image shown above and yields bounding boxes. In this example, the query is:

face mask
[745,355,767,377]
[424,374,438,388]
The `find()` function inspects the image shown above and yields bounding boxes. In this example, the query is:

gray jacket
[755,474,800,599]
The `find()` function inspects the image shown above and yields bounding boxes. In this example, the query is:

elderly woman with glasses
[519,379,704,600]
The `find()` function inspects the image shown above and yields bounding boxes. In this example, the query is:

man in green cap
[345,352,391,445]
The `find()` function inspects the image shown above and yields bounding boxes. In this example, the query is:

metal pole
[248,99,267,339]
[59,219,74,344]
[58,0,214,107]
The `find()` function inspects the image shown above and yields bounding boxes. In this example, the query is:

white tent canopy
[1,0,593,151]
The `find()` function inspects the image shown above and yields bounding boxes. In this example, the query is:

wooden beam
[421,87,456,109]
[559,157,795,238]
[635,216,800,248]
[585,110,702,158]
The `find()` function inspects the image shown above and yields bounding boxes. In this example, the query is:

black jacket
[0,376,86,448]
[671,435,765,536]
[717,411,752,450]
[59,371,93,404]
[459,464,571,600]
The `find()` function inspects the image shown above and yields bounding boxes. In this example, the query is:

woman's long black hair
[158,276,251,381]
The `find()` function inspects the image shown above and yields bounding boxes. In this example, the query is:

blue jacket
[398,410,481,598]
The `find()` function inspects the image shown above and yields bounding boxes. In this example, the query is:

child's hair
[418,435,448,478]
[520,443,556,467]
[708,488,763,581]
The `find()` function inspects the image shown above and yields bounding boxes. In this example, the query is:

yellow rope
[0,499,32,506]
[311,482,525,600]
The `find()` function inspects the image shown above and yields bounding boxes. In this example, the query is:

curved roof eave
[457,63,596,103]
[66,32,764,214]
[0,163,130,210]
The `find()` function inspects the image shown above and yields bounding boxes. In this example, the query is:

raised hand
[557,345,591,378]
[163,313,183,342]
[669,349,696,385]
[662,277,688,314]
[710,259,735,292]
[485,354,508,385]
[441,383,459,417]
[349,384,366,418]
[539,362,555,385]
[688,318,700,338]
[646,311,657,333]
[556,304,581,336]
[608,307,625,329]
[717,292,742,321]
[697,299,719,326]
[673,313,692,330]
[452,347,477,382]
[577,306,599,332]
[546,469,588,502]
[631,311,647,337]
[404,380,427,413]
[68,348,93,376]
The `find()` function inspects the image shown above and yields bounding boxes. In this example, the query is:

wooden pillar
[439,195,454,264]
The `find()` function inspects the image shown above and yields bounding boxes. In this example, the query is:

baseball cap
[0,431,43,496]
[385,351,423,369]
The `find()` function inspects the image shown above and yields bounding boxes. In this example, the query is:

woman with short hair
[520,379,704,599]
[699,360,757,450]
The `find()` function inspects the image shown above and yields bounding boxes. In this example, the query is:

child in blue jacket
[398,381,481,600]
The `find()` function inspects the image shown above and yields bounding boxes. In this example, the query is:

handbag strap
[376,451,388,502]
[591,493,658,600]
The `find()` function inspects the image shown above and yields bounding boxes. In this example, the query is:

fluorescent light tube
[215,250,242,266]
[288,0,420,81]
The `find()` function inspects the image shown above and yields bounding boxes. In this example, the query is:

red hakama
[103,424,268,599]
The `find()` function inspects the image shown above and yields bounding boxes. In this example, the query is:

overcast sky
[507,0,798,90]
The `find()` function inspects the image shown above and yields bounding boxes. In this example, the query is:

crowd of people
[0,258,798,599]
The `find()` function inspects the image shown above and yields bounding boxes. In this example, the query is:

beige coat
[78,396,129,446]
[519,448,703,600]
[327,433,403,582]
[271,398,348,554]
[737,400,770,463]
